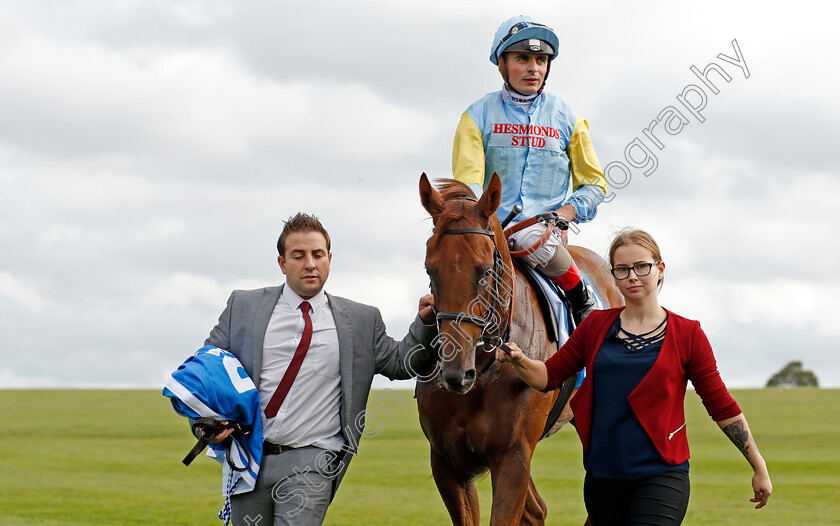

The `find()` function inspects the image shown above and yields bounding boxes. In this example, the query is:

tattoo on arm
[723,420,754,465]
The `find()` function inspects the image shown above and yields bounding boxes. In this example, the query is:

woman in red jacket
[496,228,772,525]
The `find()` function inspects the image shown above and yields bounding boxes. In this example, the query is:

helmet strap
[498,58,509,85]
[543,58,552,88]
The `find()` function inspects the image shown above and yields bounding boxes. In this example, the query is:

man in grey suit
[203,212,437,526]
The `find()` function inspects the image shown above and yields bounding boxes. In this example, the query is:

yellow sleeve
[568,116,607,194]
[452,113,486,187]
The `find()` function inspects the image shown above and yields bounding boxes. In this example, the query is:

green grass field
[0,388,837,525]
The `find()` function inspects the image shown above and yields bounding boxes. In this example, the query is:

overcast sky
[1,0,838,389]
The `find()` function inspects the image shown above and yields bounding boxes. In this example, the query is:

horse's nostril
[463,369,476,385]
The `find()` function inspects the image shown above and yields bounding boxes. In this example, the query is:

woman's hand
[717,414,772,510]
[495,341,525,362]
[751,469,773,509]
[494,342,549,390]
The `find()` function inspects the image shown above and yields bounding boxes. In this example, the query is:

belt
[262,440,298,456]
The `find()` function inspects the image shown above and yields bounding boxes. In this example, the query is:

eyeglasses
[610,261,661,280]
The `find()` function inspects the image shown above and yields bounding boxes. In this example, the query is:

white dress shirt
[259,286,345,452]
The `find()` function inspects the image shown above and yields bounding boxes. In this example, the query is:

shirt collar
[501,84,542,113]
[282,285,327,313]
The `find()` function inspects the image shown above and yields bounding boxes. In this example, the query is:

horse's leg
[488,446,534,526]
[520,475,548,525]
[431,449,480,526]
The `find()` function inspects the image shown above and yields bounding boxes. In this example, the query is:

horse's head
[419,172,510,394]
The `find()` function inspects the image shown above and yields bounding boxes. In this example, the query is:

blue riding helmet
[489,15,560,66]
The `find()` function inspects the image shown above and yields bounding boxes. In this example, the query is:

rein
[503,211,569,259]
[183,417,252,472]
[432,199,515,374]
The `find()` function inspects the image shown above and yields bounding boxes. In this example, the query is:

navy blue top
[585,313,689,479]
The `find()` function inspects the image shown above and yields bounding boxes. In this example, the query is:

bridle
[431,197,514,374]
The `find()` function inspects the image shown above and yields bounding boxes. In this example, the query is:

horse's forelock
[435,179,475,201]
[429,179,484,236]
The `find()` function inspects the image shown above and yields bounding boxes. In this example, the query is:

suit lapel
[250,285,284,388]
[328,293,354,443]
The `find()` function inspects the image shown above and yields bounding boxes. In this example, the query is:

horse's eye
[477,266,493,287]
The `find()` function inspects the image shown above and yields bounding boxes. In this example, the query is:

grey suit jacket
[204,284,436,497]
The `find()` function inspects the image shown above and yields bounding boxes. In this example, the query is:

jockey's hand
[495,342,525,363]
[418,293,436,324]
[553,204,577,246]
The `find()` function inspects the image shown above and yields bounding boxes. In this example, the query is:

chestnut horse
[416,173,622,525]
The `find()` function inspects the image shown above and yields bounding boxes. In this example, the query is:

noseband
[432,198,514,374]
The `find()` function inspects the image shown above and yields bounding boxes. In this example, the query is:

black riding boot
[566,280,597,327]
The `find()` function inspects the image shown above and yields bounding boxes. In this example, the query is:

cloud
[0,21,440,183]
[1,0,838,389]
[0,272,52,312]
[139,272,238,310]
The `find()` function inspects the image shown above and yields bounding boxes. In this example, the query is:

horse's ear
[419,173,445,218]
[477,173,502,219]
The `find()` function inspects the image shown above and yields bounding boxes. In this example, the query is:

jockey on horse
[452,15,607,326]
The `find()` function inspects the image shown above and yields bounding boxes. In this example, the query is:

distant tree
[766,361,819,387]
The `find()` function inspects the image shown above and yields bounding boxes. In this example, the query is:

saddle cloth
[518,263,607,388]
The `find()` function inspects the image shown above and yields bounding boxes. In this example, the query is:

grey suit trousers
[231,446,342,526]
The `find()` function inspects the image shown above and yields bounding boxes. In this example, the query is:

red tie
[264,301,313,419]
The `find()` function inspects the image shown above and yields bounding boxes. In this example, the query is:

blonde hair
[609,228,664,287]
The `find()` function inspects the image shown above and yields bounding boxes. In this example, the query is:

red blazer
[544,307,741,465]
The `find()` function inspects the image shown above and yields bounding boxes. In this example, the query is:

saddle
[515,261,604,438]
[503,213,604,438]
